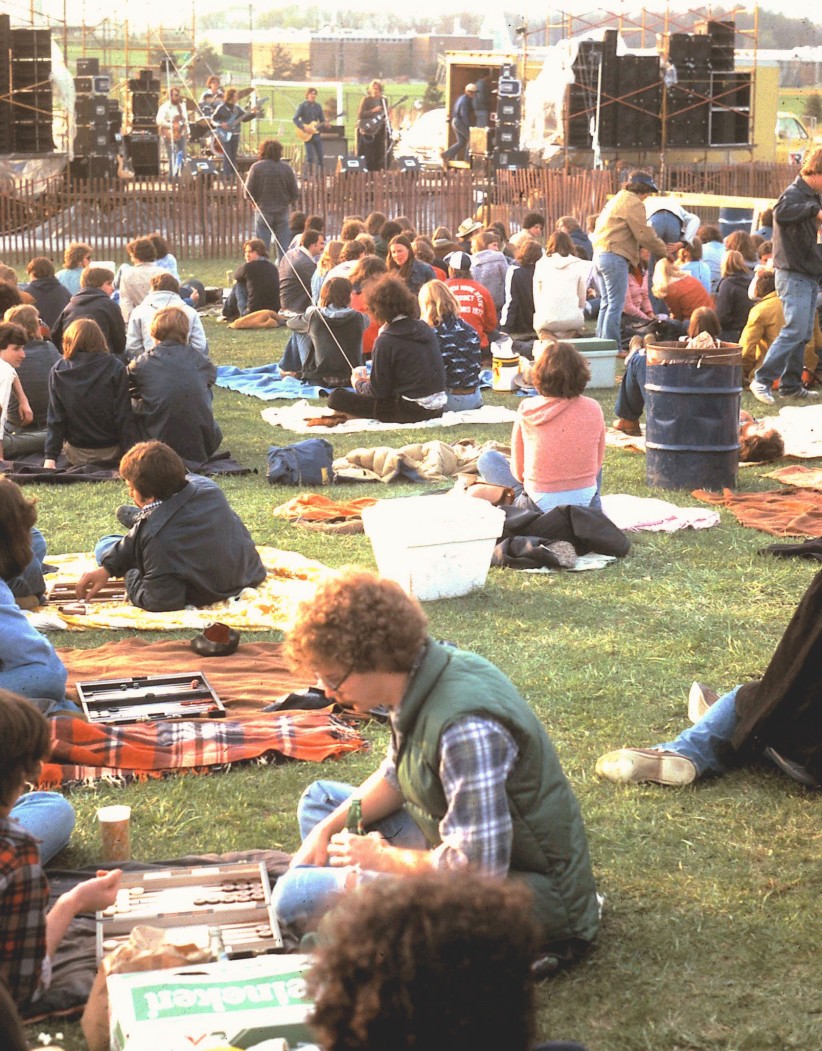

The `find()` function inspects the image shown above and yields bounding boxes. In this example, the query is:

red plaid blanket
[38,711,367,788]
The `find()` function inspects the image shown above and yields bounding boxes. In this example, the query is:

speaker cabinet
[128,134,160,176]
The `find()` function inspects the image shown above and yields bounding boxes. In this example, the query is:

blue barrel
[718,207,753,240]
[645,342,742,491]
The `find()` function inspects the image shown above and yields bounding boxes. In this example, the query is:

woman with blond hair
[311,239,343,303]
[44,317,137,468]
[715,250,754,342]
[651,257,714,331]
[419,280,482,410]
[357,79,389,171]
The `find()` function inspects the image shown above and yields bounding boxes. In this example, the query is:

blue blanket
[215,363,325,400]
[217,365,496,402]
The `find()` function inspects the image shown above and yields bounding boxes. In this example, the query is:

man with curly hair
[307,872,589,1051]
[272,570,600,963]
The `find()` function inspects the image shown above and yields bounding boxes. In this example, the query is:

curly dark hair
[284,569,428,674]
[364,275,417,326]
[533,341,590,398]
[739,424,784,463]
[308,873,540,1051]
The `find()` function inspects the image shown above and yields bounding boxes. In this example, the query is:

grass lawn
[24,257,820,1051]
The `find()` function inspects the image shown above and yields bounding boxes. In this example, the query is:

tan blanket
[43,546,328,632]
[692,487,822,537]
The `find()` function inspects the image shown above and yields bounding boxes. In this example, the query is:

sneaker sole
[595,749,696,786]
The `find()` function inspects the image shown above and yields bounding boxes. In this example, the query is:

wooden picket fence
[0,162,796,265]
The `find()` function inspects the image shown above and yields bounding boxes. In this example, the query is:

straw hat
[456,217,483,239]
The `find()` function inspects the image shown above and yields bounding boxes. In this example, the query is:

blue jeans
[95,534,122,564]
[647,210,682,313]
[271,779,427,931]
[443,126,470,162]
[614,351,647,421]
[11,792,76,864]
[255,212,292,262]
[594,252,630,346]
[754,270,819,393]
[657,687,740,777]
[303,135,323,174]
[445,390,483,412]
[477,450,602,512]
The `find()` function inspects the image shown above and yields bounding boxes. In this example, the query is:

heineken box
[107,954,315,1050]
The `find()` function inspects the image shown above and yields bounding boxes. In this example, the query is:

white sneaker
[782,387,819,402]
[749,381,775,405]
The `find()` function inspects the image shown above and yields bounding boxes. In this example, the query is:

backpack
[266,438,334,486]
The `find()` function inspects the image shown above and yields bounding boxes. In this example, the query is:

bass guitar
[213,104,263,144]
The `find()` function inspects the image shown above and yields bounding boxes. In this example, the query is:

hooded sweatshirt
[287,305,368,384]
[532,253,589,334]
[511,395,605,495]
[369,316,446,401]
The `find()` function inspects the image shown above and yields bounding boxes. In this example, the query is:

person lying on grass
[596,568,822,788]
[76,440,265,612]
[271,569,600,968]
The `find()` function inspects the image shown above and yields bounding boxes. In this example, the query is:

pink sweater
[623,270,653,320]
[511,395,605,494]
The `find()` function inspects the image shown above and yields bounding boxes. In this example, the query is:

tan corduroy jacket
[591,189,669,267]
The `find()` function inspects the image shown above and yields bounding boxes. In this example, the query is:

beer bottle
[345,797,365,835]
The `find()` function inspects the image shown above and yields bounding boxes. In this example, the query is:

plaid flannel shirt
[383,715,518,876]
[0,817,49,1007]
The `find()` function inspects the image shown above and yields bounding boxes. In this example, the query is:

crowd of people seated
[1,176,820,1051]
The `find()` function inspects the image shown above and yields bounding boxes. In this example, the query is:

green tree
[265,44,294,81]
[189,44,221,85]
[804,94,822,126]
[422,75,444,112]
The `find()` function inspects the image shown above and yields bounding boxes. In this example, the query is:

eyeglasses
[316,665,353,694]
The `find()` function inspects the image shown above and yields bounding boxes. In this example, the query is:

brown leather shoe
[612,417,642,437]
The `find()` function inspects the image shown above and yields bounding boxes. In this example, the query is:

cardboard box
[107,954,314,1051]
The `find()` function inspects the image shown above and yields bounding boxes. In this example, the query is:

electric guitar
[294,112,343,142]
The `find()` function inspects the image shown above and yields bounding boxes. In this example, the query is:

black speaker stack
[564,20,747,152]
[127,68,160,176]
[71,56,121,178]
[0,17,54,154]
[667,21,749,147]
[492,64,527,169]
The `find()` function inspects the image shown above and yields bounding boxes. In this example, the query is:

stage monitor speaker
[77,57,100,76]
[336,155,365,173]
[74,127,110,154]
[75,75,111,95]
[180,157,218,183]
[395,155,421,172]
[128,134,160,176]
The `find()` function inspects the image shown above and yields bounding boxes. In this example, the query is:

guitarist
[293,87,328,174]
[155,87,189,180]
[212,88,259,181]
[356,79,389,172]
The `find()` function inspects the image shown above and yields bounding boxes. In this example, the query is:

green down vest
[394,641,600,945]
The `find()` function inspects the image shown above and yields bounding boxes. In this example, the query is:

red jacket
[445,278,497,348]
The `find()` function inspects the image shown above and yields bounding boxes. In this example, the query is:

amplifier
[76,56,100,75]
[495,125,520,149]
[75,94,109,123]
[496,97,521,123]
[493,149,529,170]
[74,127,109,153]
[75,74,111,95]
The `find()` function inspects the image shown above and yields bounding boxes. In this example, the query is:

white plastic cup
[97,805,131,862]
